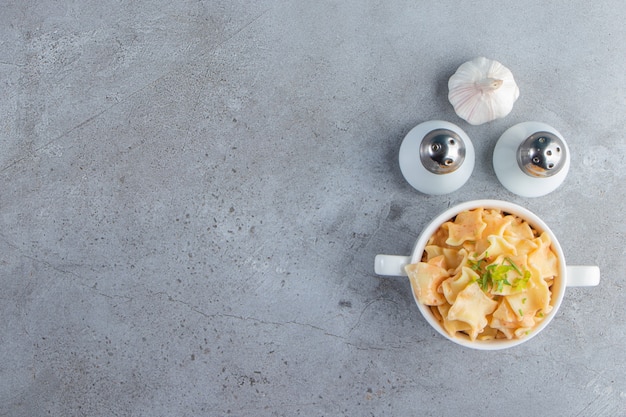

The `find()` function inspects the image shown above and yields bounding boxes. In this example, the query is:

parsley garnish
[468,255,530,293]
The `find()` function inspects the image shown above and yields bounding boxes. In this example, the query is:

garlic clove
[448,57,520,125]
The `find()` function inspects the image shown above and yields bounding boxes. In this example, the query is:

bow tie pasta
[405,208,557,341]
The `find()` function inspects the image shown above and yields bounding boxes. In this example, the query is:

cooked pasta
[405,208,558,341]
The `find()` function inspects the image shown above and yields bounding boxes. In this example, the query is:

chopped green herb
[480,272,489,291]
[518,308,524,317]
[468,254,532,294]
[488,263,513,292]
[504,257,522,275]
[470,258,484,272]
[512,270,531,291]
[522,298,527,304]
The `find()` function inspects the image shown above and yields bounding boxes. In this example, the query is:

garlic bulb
[448,57,520,125]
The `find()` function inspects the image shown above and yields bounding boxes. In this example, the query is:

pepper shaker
[399,120,475,195]
[493,121,570,197]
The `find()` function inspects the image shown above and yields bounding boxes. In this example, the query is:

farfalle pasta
[405,208,558,341]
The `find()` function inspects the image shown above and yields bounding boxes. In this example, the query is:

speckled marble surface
[1,1,625,416]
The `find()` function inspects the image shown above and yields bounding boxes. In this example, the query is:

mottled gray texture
[1,1,625,416]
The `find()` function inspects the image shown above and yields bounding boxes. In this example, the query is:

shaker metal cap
[420,129,466,174]
[517,131,567,178]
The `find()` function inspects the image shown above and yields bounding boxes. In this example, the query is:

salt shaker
[399,120,475,195]
[493,121,570,197]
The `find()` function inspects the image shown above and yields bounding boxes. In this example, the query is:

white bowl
[375,200,599,350]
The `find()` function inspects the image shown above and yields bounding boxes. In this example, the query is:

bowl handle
[566,266,600,287]
[374,255,411,276]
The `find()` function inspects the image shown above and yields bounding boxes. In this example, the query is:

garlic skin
[448,57,520,125]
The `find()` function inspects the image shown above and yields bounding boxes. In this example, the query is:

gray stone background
[1,1,625,416]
